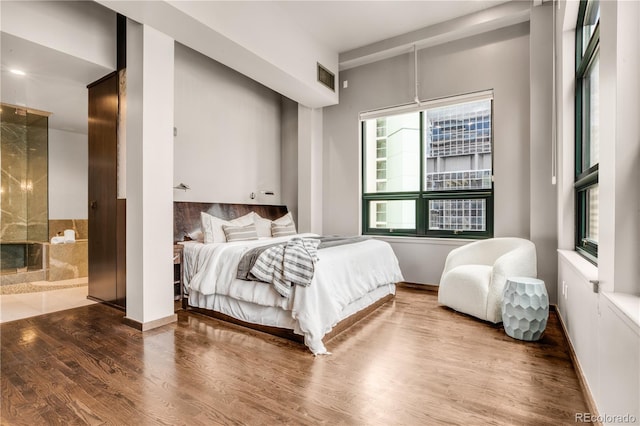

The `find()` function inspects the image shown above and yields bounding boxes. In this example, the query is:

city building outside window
[361,92,493,238]
[575,0,599,263]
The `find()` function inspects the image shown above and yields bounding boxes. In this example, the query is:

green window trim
[361,95,494,240]
[574,0,600,263]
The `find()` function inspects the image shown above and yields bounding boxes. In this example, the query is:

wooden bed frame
[173,201,395,348]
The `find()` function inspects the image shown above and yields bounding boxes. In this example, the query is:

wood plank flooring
[1,287,590,425]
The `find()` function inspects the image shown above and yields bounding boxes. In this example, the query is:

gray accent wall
[173,43,283,205]
[281,97,299,224]
[323,22,542,287]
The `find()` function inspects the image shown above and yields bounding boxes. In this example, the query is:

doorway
[0,32,114,322]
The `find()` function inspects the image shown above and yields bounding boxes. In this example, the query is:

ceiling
[0,0,515,135]
[1,32,111,134]
[275,0,513,54]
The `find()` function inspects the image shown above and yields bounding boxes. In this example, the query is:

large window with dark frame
[361,93,494,238]
[575,0,600,263]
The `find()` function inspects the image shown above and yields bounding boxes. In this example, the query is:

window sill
[602,292,640,332]
[557,249,597,283]
[558,249,640,330]
[372,235,473,246]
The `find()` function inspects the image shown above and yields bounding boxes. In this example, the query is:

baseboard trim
[123,313,178,331]
[553,304,602,425]
[397,282,439,293]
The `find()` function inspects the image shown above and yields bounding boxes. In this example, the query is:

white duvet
[181,234,404,354]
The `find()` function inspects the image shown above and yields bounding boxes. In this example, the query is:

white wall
[597,0,640,295]
[322,23,532,285]
[597,294,640,424]
[125,21,175,325]
[48,129,87,220]
[297,106,323,234]
[558,252,640,424]
[168,1,338,108]
[173,43,283,205]
[556,0,640,422]
[529,3,558,303]
[97,0,337,108]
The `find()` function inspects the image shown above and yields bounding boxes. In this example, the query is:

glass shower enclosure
[0,104,49,275]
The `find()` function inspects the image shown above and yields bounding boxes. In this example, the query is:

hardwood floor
[1,287,590,425]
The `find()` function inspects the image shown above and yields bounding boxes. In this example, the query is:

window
[362,93,493,238]
[575,0,600,262]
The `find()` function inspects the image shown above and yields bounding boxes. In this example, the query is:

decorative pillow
[183,230,204,243]
[273,212,295,228]
[271,222,297,238]
[253,214,274,238]
[222,223,258,242]
[201,212,255,243]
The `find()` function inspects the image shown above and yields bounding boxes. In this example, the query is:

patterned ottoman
[501,277,549,341]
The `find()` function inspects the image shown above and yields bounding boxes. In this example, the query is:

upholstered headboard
[173,202,288,243]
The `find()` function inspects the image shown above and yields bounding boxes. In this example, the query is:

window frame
[361,94,494,239]
[574,0,600,263]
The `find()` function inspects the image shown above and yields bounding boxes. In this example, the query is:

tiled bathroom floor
[0,278,95,323]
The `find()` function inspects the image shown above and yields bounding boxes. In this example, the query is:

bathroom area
[0,104,88,288]
[0,2,118,321]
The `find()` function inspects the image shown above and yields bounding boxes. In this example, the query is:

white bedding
[181,234,404,354]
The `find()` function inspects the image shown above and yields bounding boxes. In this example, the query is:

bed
[174,202,404,354]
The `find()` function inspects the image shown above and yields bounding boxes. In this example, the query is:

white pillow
[273,212,296,228]
[201,212,255,243]
[253,214,274,238]
[271,222,297,237]
[222,223,258,242]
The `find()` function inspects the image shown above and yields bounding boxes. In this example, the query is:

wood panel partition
[88,72,124,309]
[173,202,288,243]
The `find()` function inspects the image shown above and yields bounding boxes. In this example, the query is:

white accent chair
[437,238,537,323]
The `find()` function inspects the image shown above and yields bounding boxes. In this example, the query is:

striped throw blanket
[250,237,321,298]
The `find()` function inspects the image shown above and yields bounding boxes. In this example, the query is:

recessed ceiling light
[10,69,26,76]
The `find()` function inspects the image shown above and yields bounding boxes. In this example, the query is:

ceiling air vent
[317,63,335,92]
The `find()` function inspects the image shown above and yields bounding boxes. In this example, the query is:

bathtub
[46,239,88,281]
[0,239,88,284]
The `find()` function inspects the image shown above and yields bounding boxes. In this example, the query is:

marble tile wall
[0,106,48,243]
[1,119,28,242]
[47,219,89,282]
[1,239,87,284]
[48,219,88,240]
[26,114,48,242]
[47,240,88,282]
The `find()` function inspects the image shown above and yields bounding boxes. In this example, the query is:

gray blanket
[236,235,370,283]
[249,237,320,298]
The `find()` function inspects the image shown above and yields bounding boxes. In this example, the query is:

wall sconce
[250,190,275,200]
[173,183,190,191]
